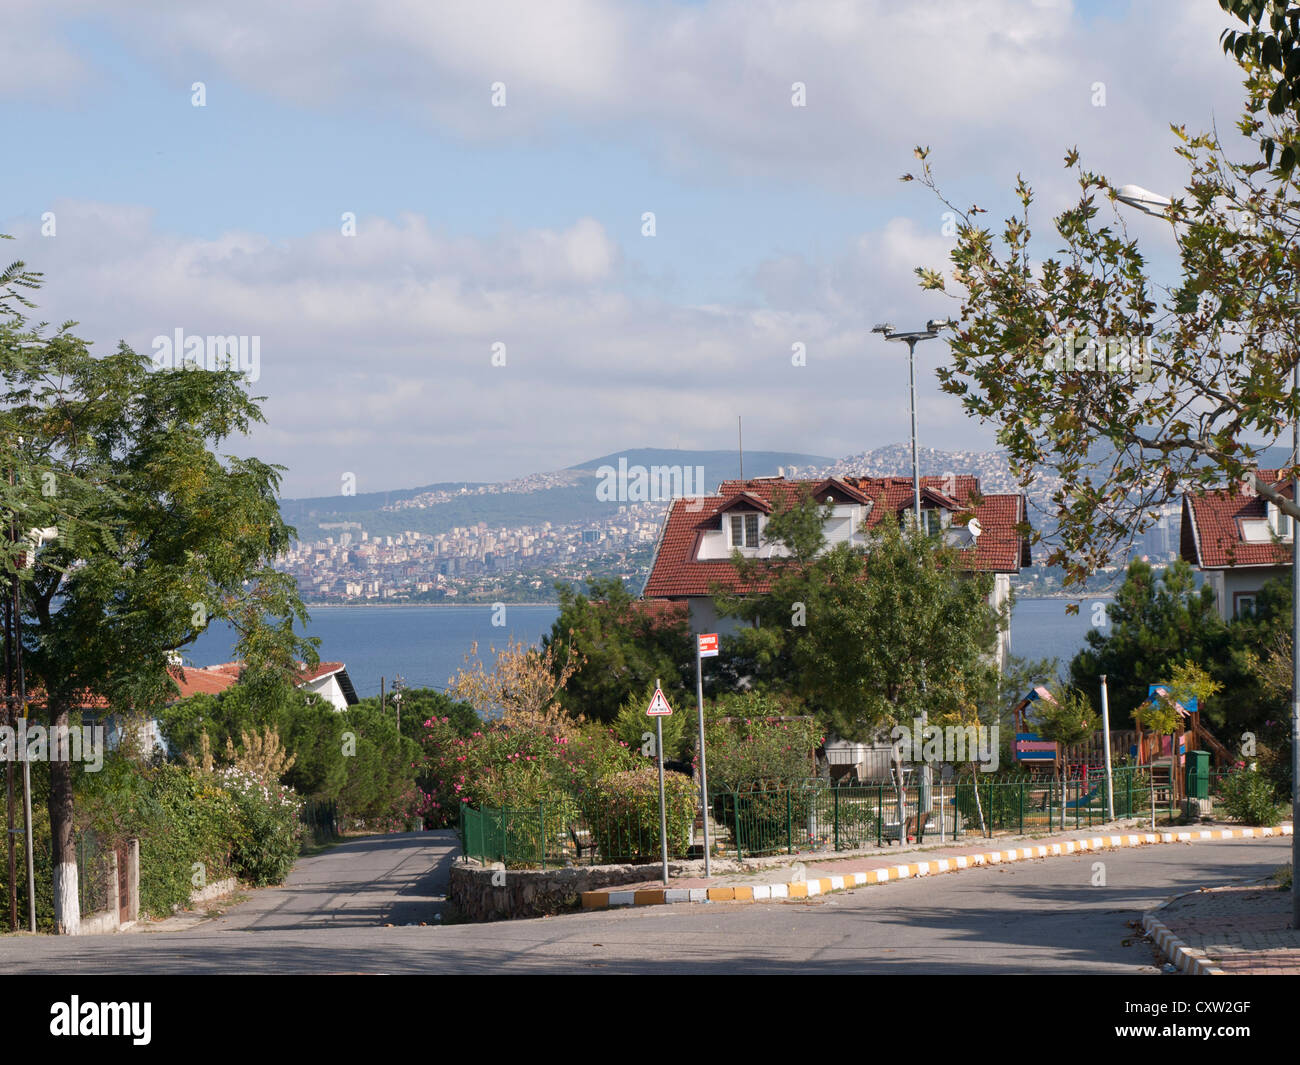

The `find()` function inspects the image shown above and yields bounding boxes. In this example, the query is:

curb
[1141,893,1228,976]
[580,824,1294,911]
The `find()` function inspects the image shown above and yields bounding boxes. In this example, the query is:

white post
[1100,675,1115,822]
[695,651,711,877]
[655,678,668,887]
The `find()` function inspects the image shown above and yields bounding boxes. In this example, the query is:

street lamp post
[1118,182,1300,928]
[872,322,951,530]
[872,320,952,821]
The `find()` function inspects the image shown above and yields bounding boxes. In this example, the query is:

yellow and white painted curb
[579,825,1293,911]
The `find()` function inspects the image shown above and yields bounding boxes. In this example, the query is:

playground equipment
[1011,686,1060,771]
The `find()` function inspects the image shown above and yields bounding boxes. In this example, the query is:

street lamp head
[1115,183,1173,218]
[871,323,895,336]
[926,319,954,333]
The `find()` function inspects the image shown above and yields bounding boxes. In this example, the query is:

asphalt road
[0,831,1289,974]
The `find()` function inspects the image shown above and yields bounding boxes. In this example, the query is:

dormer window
[1269,502,1294,540]
[921,507,949,536]
[730,512,760,548]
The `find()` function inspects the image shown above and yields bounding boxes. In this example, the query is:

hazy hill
[278,448,833,541]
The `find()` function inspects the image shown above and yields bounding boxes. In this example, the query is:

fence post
[499,806,507,865]
[834,788,840,852]
[539,801,546,872]
[733,791,743,860]
[877,784,883,846]
[787,790,793,854]
[1019,782,1024,835]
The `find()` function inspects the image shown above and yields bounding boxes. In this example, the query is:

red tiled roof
[167,660,349,699]
[1182,471,1294,569]
[643,475,1030,599]
[298,661,347,683]
[168,666,239,698]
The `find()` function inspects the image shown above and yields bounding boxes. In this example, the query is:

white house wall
[1216,566,1289,621]
[302,675,350,711]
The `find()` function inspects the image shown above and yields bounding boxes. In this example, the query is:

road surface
[0,831,1289,974]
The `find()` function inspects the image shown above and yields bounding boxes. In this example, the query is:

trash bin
[1187,750,1210,800]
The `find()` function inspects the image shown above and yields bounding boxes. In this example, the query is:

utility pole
[1100,674,1115,822]
[1292,358,1299,927]
[5,582,15,932]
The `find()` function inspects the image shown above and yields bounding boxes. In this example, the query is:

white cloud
[4,200,994,494]
[10,1,1248,191]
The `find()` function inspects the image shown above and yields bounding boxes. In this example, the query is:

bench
[881,812,931,846]
[568,826,598,861]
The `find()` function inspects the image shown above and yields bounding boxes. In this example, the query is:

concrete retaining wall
[450,859,693,922]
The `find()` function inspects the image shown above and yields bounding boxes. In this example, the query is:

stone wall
[450,859,692,922]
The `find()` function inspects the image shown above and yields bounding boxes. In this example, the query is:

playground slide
[1065,781,1103,809]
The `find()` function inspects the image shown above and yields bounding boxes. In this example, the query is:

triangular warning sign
[645,687,673,717]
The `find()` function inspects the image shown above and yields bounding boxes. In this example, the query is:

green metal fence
[459,765,1220,868]
[459,800,687,869]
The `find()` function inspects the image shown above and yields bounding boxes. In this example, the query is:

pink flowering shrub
[704,694,823,792]
[420,714,637,826]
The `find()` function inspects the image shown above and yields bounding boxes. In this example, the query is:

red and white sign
[697,633,719,658]
[645,687,674,717]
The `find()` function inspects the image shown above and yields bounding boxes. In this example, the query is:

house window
[1234,592,1258,619]
[730,512,760,548]
[1267,502,1294,540]
[922,508,944,536]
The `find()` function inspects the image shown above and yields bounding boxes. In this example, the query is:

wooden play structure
[1012,683,1234,805]
[1128,685,1234,804]
[1011,686,1062,772]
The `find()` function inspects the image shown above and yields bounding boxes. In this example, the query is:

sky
[0,0,1254,497]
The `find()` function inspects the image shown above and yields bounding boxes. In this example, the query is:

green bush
[584,768,696,863]
[1218,769,1281,826]
[217,766,303,885]
[136,764,242,915]
[955,777,1028,830]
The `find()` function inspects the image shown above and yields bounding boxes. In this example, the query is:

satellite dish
[968,518,982,538]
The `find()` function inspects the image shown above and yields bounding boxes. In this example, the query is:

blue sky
[0,0,1252,496]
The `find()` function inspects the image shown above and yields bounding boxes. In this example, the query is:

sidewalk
[580,823,1293,911]
[1143,880,1300,975]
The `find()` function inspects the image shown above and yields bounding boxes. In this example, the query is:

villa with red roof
[641,473,1031,668]
[1181,471,1293,621]
[169,660,360,711]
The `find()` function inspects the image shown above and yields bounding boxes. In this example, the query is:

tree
[541,577,692,723]
[1034,687,1099,781]
[448,636,581,727]
[1069,559,1225,726]
[1221,1,1300,172]
[352,685,479,746]
[905,41,1300,589]
[712,492,836,694]
[717,493,1005,740]
[0,298,314,932]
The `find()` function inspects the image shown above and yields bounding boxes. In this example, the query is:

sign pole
[696,646,711,877]
[655,678,668,886]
